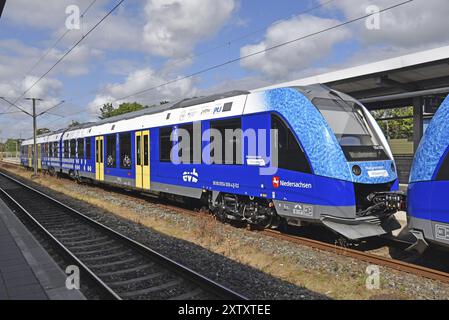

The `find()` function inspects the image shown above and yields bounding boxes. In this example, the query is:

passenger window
[77,139,84,159]
[120,133,132,169]
[159,127,172,162]
[70,140,76,158]
[106,135,116,168]
[271,114,311,173]
[86,138,91,160]
[64,141,69,158]
[177,123,201,164]
[210,118,242,165]
[436,150,449,181]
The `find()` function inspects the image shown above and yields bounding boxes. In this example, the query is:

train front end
[249,85,402,239]
[408,95,449,252]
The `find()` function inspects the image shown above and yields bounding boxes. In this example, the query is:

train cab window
[77,138,84,159]
[86,138,91,159]
[210,118,242,165]
[436,150,449,181]
[271,114,311,173]
[63,141,69,158]
[119,133,132,169]
[312,98,389,161]
[159,127,172,162]
[106,135,117,168]
[70,140,76,158]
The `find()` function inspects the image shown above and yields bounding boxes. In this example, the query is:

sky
[0,0,448,139]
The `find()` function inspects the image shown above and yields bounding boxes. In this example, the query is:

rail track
[2,161,449,288]
[261,229,449,285]
[0,170,247,300]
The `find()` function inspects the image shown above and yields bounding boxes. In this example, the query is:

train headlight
[352,165,362,176]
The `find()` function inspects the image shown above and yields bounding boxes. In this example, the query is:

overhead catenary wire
[43,0,337,109]
[40,0,414,129]
[21,0,99,79]
[21,0,415,133]
[99,0,414,105]
[13,0,125,105]
[3,0,100,116]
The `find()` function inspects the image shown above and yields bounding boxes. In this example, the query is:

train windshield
[312,97,389,161]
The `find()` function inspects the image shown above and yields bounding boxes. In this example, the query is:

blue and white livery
[408,94,449,250]
[21,84,400,239]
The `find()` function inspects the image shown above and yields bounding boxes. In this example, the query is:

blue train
[408,94,449,252]
[20,85,402,239]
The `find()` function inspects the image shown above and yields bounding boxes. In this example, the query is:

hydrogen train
[408,94,449,252]
[20,84,402,240]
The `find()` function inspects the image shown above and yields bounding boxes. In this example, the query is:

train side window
[70,139,76,158]
[64,141,69,158]
[119,133,132,169]
[86,138,91,159]
[159,127,172,162]
[106,135,117,168]
[77,138,84,159]
[271,114,311,173]
[136,135,141,166]
[436,149,449,181]
[144,134,149,166]
[210,118,242,165]
[53,142,58,158]
[177,123,201,164]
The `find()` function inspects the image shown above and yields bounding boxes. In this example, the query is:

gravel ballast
[2,166,449,300]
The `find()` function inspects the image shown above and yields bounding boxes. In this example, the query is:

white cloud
[323,0,449,49]
[88,68,198,116]
[240,14,351,80]
[143,0,236,57]
[3,0,106,29]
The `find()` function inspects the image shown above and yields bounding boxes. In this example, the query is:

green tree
[4,139,19,152]
[371,107,413,140]
[99,102,148,119]
[36,128,51,135]
[68,120,81,128]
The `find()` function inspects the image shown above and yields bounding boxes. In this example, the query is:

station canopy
[257,45,449,111]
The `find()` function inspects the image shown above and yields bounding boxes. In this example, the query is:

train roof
[20,84,360,145]
[21,90,251,145]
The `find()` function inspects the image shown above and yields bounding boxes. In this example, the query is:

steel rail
[0,170,247,300]
[263,229,449,284]
[3,161,448,286]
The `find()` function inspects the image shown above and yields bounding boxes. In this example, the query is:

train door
[135,130,150,189]
[37,144,42,170]
[95,136,104,181]
[28,145,32,167]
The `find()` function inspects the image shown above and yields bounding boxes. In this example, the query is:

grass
[0,163,413,300]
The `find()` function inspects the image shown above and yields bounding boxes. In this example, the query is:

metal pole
[33,98,37,176]
[413,97,424,154]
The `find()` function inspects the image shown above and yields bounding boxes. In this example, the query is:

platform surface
[0,197,85,300]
